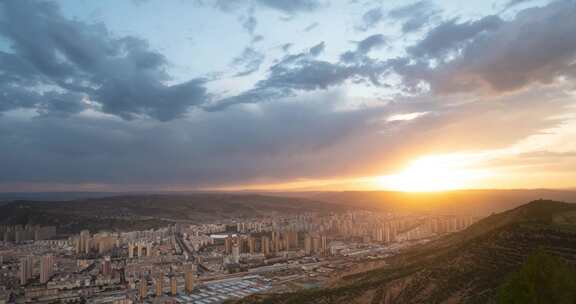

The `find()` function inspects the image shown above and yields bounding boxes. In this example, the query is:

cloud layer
[1,0,575,190]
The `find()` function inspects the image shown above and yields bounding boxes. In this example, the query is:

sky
[0,0,575,192]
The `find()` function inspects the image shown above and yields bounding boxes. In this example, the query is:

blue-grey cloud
[340,34,386,64]
[210,0,323,14]
[231,47,266,76]
[407,15,503,59]
[256,0,323,13]
[357,7,384,31]
[241,7,258,35]
[303,22,319,32]
[2,87,569,190]
[388,1,440,33]
[309,41,326,57]
[210,41,390,110]
[0,0,208,121]
[396,0,576,93]
[504,0,536,9]
[281,43,293,52]
[0,91,395,188]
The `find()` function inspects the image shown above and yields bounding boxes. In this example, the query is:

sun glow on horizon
[376,155,492,192]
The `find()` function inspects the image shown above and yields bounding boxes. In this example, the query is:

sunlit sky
[1,0,575,192]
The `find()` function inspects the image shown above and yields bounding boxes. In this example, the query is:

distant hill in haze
[0,191,126,202]
[237,199,576,304]
[282,189,576,216]
[0,193,352,234]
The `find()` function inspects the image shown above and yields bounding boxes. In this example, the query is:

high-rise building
[304,234,312,255]
[101,256,112,277]
[321,235,328,255]
[312,236,321,254]
[185,268,195,294]
[247,236,256,254]
[139,278,148,300]
[137,242,143,257]
[40,254,54,284]
[79,230,91,254]
[155,273,164,297]
[231,243,240,264]
[20,256,33,285]
[170,275,178,296]
[261,236,270,255]
[271,231,280,253]
[146,242,153,257]
[97,236,116,254]
[128,242,136,259]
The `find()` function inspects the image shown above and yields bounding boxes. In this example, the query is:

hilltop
[237,200,576,304]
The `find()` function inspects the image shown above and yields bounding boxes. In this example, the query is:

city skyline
[1,0,576,192]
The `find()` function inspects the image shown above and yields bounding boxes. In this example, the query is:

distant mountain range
[0,193,351,234]
[289,189,576,215]
[238,199,576,304]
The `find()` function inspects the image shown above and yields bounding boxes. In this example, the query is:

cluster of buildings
[0,209,480,303]
[0,225,56,244]
[19,254,54,285]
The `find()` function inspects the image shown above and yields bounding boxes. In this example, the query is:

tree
[497,249,576,304]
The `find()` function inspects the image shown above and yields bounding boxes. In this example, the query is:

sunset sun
[376,155,491,192]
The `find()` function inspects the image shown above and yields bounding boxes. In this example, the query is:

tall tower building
[312,236,321,255]
[79,230,90,254]
[137,242,144,257]
[261,236,270,255]
[185,268,195,294]
[20,256,33,285]
[101,256,112,277]
[231,243,240,264]
[170,275,178,296]
[128,242,135,259]
[224,236,233,254]
[139,279,148,300]
[271,231,280,253]
[146,242,153,257]
[321,235,328,256]
[40,254,54,284]
[304,234,312,255]
[247,236,256,254]
[155,273,164,297]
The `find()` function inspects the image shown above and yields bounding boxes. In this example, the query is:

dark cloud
[241,8,258,35]
[0,0,208,121]
[256,0,323,13]
[281,43,293,52]
[357,34,387,53]
[396,0,576,93]
[231,47,266,76]
[0,91,391,188]
[309,41,326,57]
[1,0,575,191]
[210,0,323,14]
[388,1,440,33]
[357,7,384,31]
[2,87,570,190]
[303,22,319,32]
[504,0,536,9]
[407,15,503,58]
[252,35,264,44]
[340,34,386,64]
[210,41,389,109]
